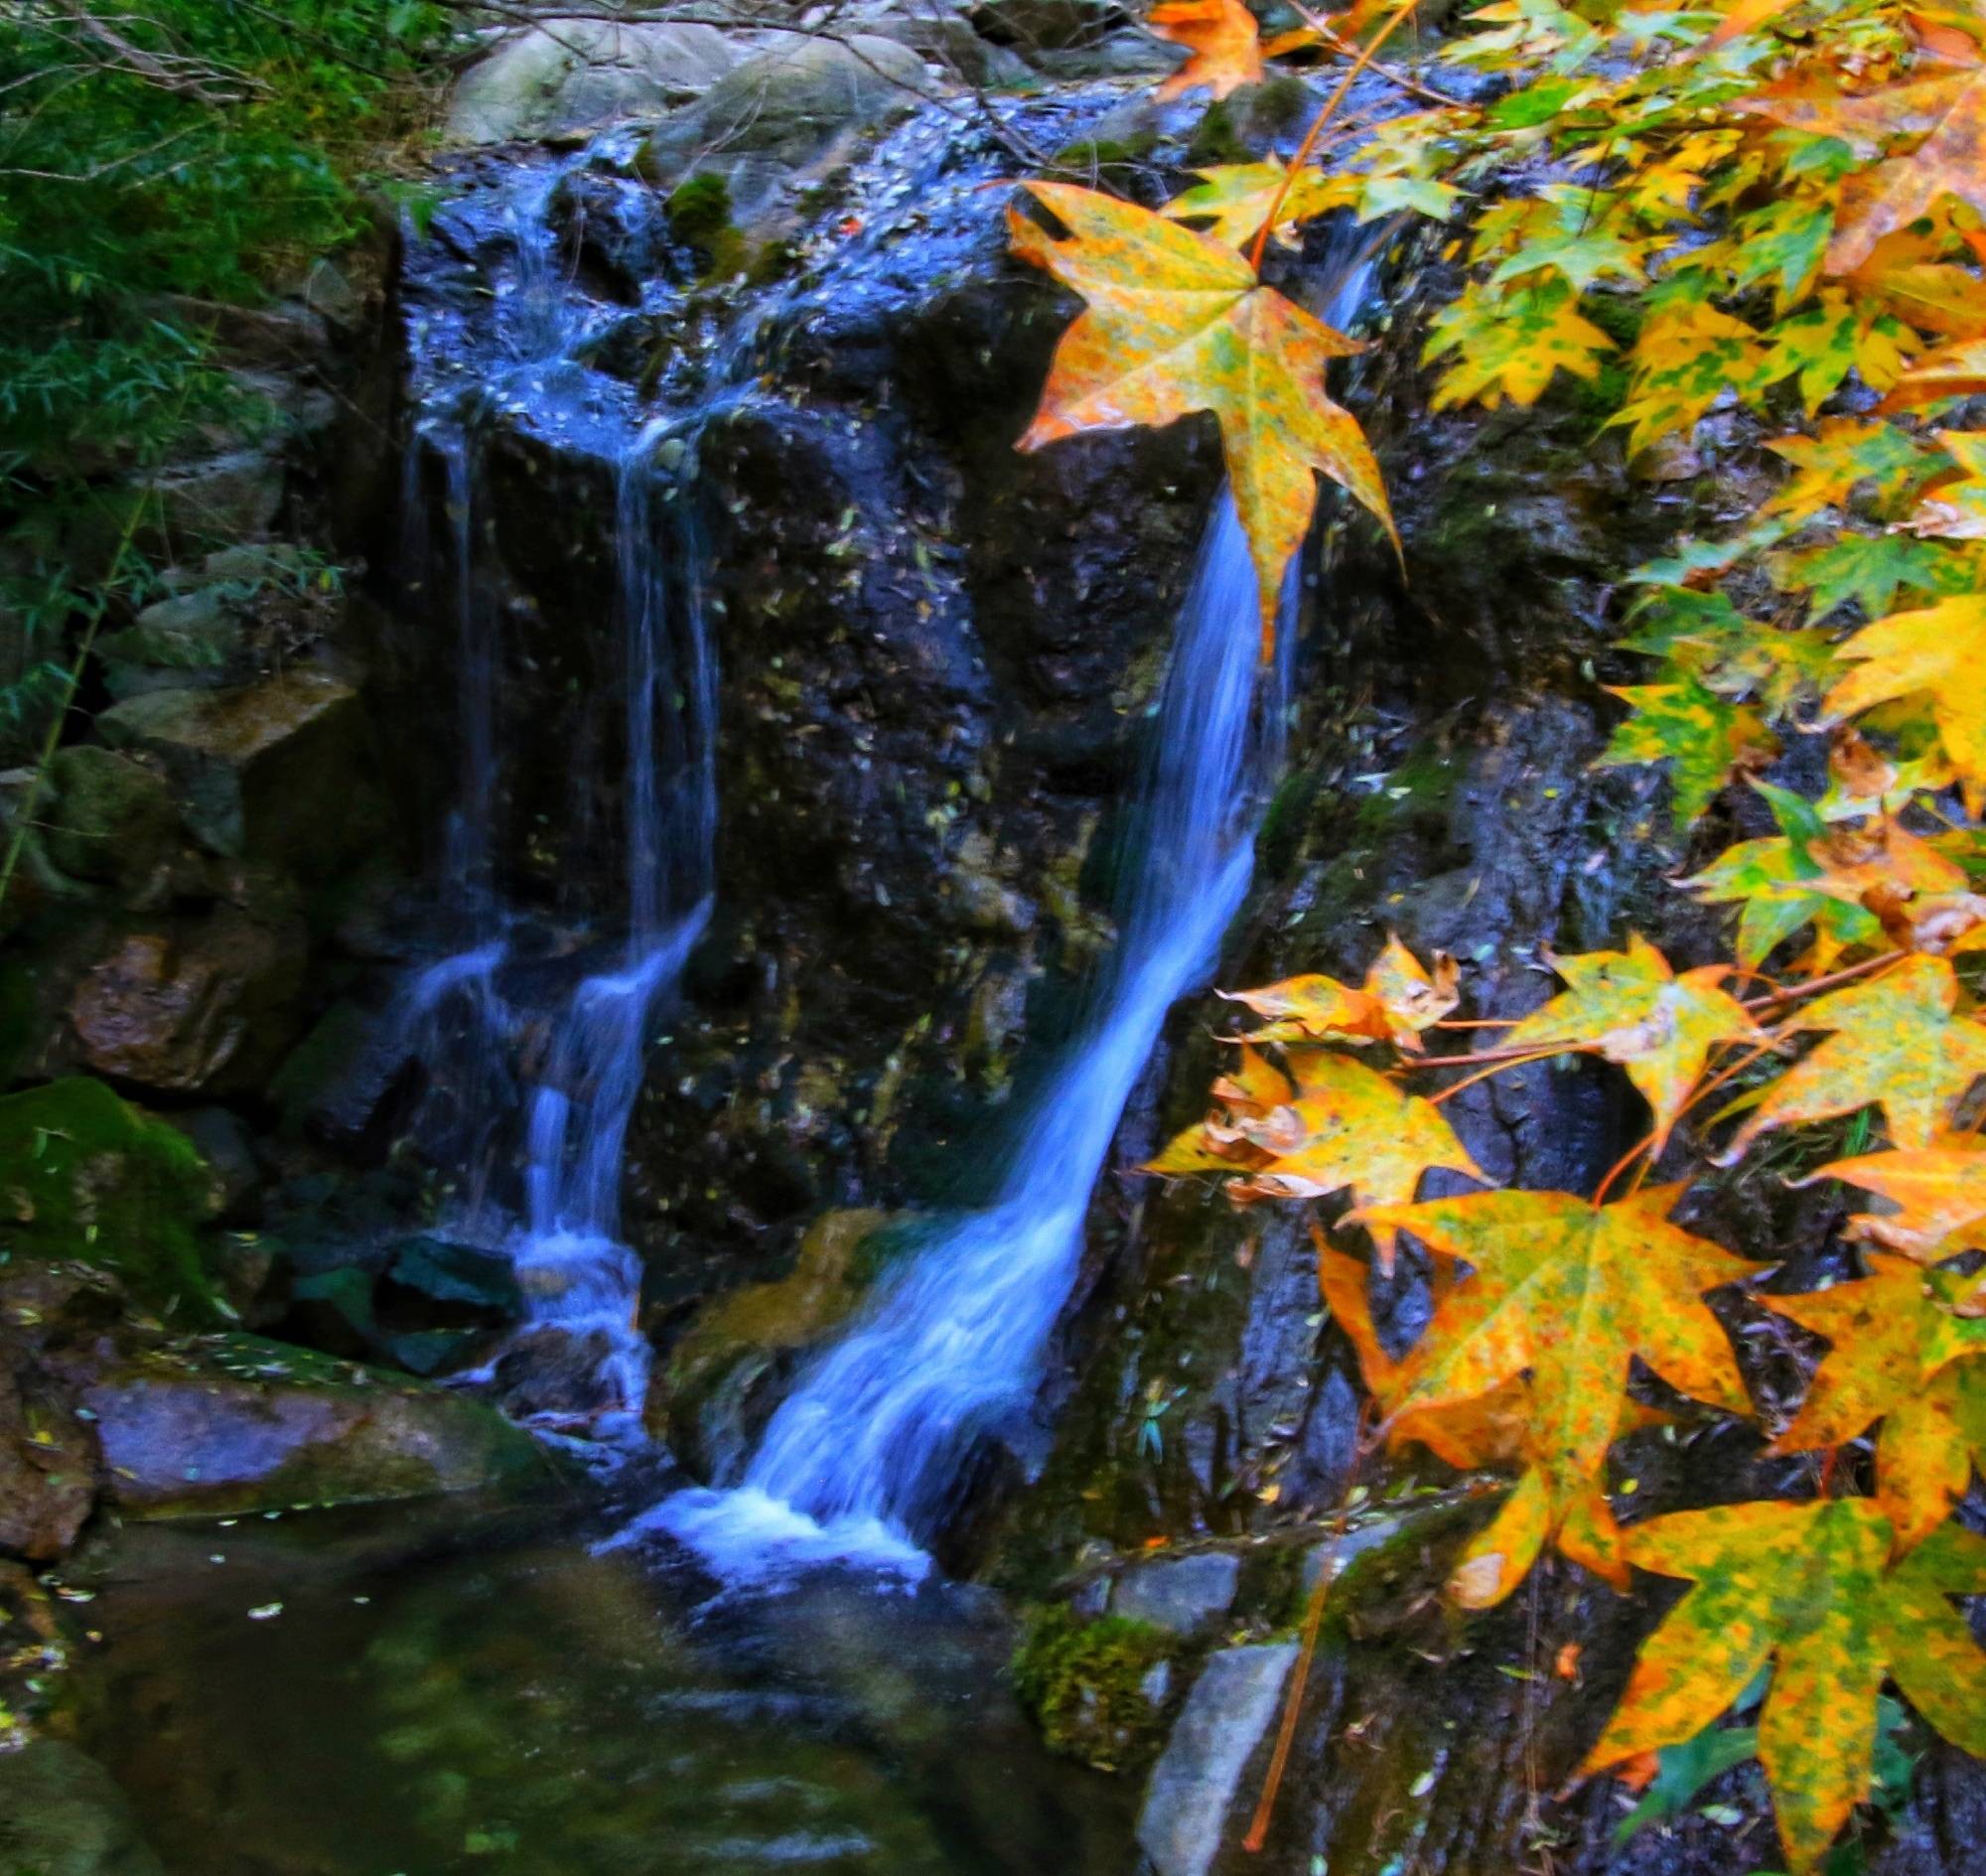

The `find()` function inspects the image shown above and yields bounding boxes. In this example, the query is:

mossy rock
[651,1207,897,1470]
[0,1077,220,1321]
[82,1332,560,1517]
[1011,1606,1178,1773]
[665,172,733,243]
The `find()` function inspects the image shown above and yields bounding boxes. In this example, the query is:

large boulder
[448,21,740,144]
[96,668,384,877]
[73,1332,556,1516]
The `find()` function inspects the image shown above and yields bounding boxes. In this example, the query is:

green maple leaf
[1768,532,1970,622]
[1597,675,1778,825]
[1619,586,1838,713]
[1425,278,1616,408]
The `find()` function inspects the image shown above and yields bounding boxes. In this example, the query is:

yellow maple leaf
[1346,1186,1760,1602]
[1009,182,1397,652]
[1730,954,1986,1153]
[1160,160,1348,251]
[1498,935,1764,1150]
[1760,1253,1986,1548]
[1824,594,1986,797]
[1802,1135,1986,1261]
[1224,1052,1487,1252]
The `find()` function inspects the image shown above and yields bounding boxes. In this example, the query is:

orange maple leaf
[1008,182,1398,651]
[1217,934,1459,1049]
[1877,331,1986,410]
[1822,71,1986,273]
[1149,0,1265,99]
[1344,1186,1761,1602]
[1805,1137,1986,1260]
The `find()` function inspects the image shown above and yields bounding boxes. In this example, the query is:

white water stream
[646,485,1296,1578]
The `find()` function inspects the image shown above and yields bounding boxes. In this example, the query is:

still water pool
[69,1497,1131,1876]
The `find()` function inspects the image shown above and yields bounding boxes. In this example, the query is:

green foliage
[0,1075,219,1319]
[1009,1606,1176,1772]
[0,0,446,733]
[664,172,735,244]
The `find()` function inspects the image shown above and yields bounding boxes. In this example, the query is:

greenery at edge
[0,0,447,757]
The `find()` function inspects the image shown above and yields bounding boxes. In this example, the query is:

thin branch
[1251,0,1422,274]
[1282,0,1465,109]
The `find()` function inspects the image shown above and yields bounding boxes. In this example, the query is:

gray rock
[199,541,307,588]
[386,1236,522,1317]
[77,1332,556,1515]
[638,36,932,224]
[42,746,177,890]
[968,0,1122,52]
[448,21,740,144]
[97,668,383,875]
[1111,1549,1240,1637]
[148,449,283,547]
[1136,1644,1298,1876]
[67,908,309,1096]
[96,586,242,695]
[863,12,1035,86]
[0,1739,166,1876]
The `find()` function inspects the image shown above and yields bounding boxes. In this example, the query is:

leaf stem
[1740,949,1902,1012]
[1249,0,1424,275]
[1591,1132,1654,1207]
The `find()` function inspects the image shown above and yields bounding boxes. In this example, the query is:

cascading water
[646,489,1293,1578]
[394,144,719,1428]
[643,227,1381,1578]
[503,436,716,1432]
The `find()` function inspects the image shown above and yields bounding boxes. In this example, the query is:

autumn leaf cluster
[1008,0,1986,1868]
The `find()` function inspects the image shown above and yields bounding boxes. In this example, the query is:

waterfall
[638,188,1378,1581]
[398,406,715,1434]
[505,435,716,1433]
[646,487,1296,1580]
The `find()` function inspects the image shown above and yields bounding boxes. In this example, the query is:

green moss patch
[1011,1607,1177,1773]
[0,1076,219,1320]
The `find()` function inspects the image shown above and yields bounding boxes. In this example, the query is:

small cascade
[650,233,1381,1578]
[504,438,716,1433]
[652,491,1292,1577]
[393,147,719,1431]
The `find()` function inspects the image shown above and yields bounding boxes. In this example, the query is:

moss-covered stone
[1011,1606,1177,1772]
[1185,98,1248,167]
[664,172,733,243]
[651,1208,896,1468]
[0,1078,220,1321]
[82,1332,558,1516]
[1046,132,1158,186]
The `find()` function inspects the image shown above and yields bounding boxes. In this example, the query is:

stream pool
[66,1498,1132,1876]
